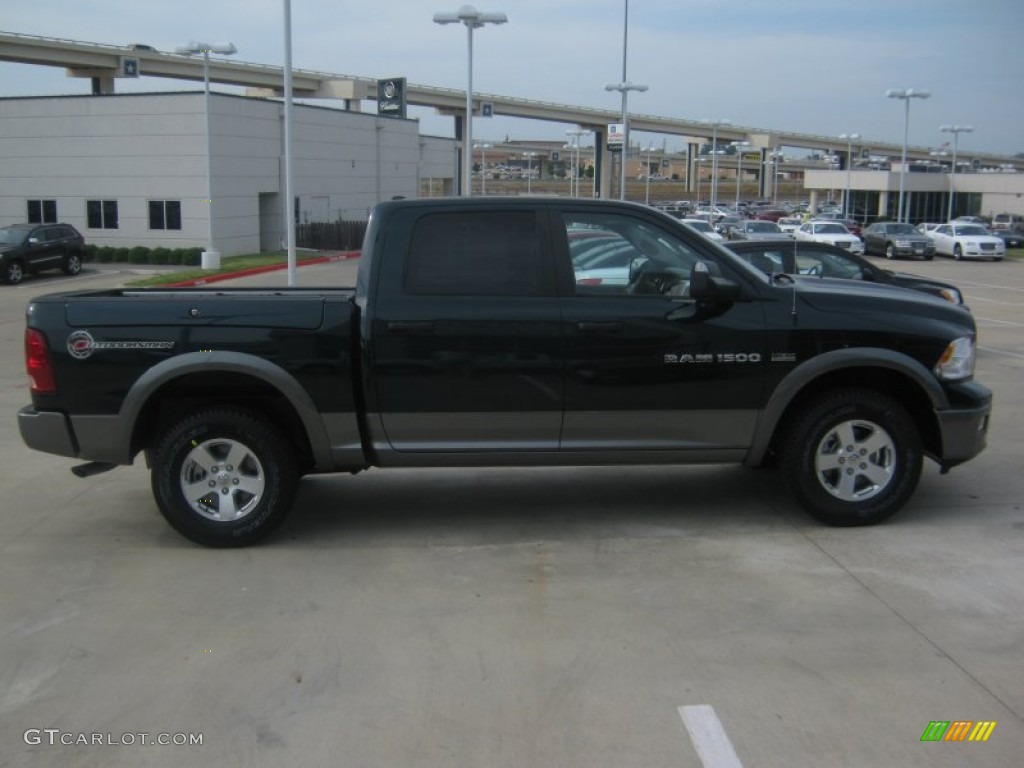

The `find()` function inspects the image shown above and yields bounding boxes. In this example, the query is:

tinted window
[405,211,543,296]
[87,200,119,229]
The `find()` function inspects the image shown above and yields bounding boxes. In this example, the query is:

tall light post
[566,129,586,198]
[175,41,237,268]
[434,5,508,197]
[765,148,783,206]
[643,145,657,205]
[524,151,537,194]
[604,0,647,201]
[731,140,749,209]
[839,133,860,219]
[474,142,491,195]
[702,119,731,212]
[940,124,974,221]
[886,87,931,222]
[695,157,707,204]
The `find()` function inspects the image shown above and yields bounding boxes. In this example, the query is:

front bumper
[934,381,992,471]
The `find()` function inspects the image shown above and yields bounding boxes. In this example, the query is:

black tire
[3,259,24,285]
[885,243,896,260]
[150,408,298,547]
[779,389,922,526]
[63,252,83,276]
[953,244,963,261]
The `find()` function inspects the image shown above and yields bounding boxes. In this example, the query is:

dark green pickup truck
[19,198,991,546]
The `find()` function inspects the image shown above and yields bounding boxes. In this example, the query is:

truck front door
[556,208,767,455]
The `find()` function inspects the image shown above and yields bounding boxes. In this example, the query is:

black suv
[1,223,86,285]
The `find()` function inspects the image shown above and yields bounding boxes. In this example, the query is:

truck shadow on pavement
[275,464,797,547]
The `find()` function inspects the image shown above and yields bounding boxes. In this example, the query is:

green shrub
[95,246,114,263]
[165,249,183,265]
[128,246,150,265]
[149,247,172,265]
[182,248,203,267]
[83,244,98,263]
[111,248,130,263]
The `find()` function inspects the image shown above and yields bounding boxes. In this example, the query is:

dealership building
[0,92,456,256]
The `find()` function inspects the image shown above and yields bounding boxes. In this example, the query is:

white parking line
[678,705,745,768]
[974,316,1024,327]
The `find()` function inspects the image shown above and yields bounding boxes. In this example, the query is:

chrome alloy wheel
[179,438,266,522]
[813,419,896,502]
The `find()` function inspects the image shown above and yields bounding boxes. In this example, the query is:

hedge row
[83,244,204,267]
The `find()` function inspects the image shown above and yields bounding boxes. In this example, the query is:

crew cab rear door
[555,206,767,453]
[366,205,564,453]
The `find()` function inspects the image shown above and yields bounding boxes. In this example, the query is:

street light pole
[566,129,586,198]
[474,142,491,195]
[886,88,931,222]
[703,119,731,212]
[731,140,749,209]
[643,145,656,205]
[604,0,647,201]
[434,6,507,197]
[940,124,973,221]
[174,41,237,268]
[839,133,860,219]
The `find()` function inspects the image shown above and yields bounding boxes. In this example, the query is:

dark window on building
[149,200,182,230]
[87,200,119,229]
[405,211,544,296]
[27,199,58,224]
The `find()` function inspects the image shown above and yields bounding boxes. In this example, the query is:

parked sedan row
[926,223,1005,261]
[861,222,936,260]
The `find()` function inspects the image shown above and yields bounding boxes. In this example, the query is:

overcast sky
[2,0,1021,156]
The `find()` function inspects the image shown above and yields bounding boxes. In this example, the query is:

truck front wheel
[780,389,922,526]
[150,408,298,547]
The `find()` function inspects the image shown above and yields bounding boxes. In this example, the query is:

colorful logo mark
[920,721,997,742]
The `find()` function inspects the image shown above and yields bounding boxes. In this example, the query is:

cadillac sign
[377,78,407,119]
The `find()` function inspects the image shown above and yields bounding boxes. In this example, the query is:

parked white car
[681,218,725,242]
[777,216,803,234]
[927,223,1005,261]
[793,221,864,254]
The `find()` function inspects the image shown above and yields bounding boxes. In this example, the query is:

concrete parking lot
[1,255,1022,767]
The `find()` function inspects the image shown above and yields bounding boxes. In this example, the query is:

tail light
[25,329,57,394]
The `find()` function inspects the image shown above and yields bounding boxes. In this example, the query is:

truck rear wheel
[150,408,298,547]
[780,389,922,526]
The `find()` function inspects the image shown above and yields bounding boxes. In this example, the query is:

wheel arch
[747,348,946,467]
[123,352,332,471]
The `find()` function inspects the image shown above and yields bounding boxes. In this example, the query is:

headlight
[934,336,975,381]
[937,288,963,305]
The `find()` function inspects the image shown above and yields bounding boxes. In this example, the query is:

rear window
[404,211,544,296]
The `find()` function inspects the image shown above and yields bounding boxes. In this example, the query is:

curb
[166,250,360,288]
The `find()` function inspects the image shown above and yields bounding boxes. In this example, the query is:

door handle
[576,321,625,334]
[386,321,435,334]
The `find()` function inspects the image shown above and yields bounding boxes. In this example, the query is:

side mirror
[28,237,40,246]
[690,260,741,301]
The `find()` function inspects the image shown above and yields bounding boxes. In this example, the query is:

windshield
[684,221,712,233]
[749,222,780,232]
[816,224,847,234]
[888,224,917,235]
[0,227,32,245]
